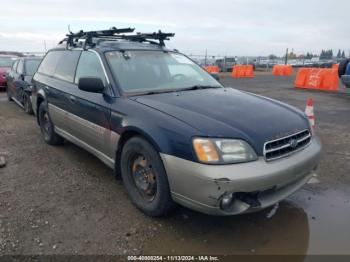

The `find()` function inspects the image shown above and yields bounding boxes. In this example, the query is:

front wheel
[38,102,64,145]
[121,137,175,216]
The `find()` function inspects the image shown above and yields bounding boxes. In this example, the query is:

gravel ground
[0,75,350,257]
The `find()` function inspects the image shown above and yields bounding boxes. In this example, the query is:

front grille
[264,129,312,161]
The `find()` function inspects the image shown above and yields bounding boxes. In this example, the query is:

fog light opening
[220,193,234,210]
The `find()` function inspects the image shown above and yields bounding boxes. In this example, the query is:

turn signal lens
[193,138,219,163]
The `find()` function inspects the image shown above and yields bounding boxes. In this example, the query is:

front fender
[111,98,200,162]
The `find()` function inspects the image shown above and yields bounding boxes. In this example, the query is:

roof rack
[61,27,135,49]
[122,31,175,47]
[59,27,175,49]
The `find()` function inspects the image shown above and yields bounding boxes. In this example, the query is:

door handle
[69,95,76,103]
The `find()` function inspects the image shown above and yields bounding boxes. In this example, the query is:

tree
[268,54,277,60]
[320,49,333,60]
[288,51,297,59]
[341,50,346,58]
[320,50,325,60]
[337,49,342,58]
[305,52,314,59]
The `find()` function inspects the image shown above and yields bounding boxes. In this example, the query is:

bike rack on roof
[59,27,175,50]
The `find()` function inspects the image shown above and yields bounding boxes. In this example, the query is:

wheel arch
[36,94,46,125]
[114,127,163,178]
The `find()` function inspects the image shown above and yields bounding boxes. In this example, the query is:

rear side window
[37,51,62,76]
[54,51,81,82]
[74,51,106,85]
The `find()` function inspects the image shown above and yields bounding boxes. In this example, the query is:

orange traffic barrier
[204,66,220,73]
[245,65,254,77]
[295,68,339,92]
[231,65,254,78]
[272,65,293,76]
[294,68,312,88]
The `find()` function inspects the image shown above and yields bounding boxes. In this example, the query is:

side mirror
[78,77,105,93]
[210,73,220,81]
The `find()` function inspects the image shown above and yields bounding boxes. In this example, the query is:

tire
[338,59,350,77]
[120,136,175,216]
[38,102,64,145]
[23,94,33,115]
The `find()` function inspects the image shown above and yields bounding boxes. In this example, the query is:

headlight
[193,138,258,164]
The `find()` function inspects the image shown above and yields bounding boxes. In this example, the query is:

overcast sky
[0,0,349,56]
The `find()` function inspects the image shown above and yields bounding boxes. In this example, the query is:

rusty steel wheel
[130,154,157,201]
[121,136,175,216]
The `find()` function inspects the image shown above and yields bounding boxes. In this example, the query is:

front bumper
[161,136,322,215]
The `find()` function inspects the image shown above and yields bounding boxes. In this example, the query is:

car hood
[131,88,309,155]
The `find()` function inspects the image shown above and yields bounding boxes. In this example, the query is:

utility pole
[285,48,288,65]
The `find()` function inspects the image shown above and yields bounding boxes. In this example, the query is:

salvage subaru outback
[31,28,321,216]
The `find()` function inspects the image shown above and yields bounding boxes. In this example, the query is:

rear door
[37,50,80,133]
[68,50,113,160]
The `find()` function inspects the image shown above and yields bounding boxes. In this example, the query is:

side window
[74,51,107,85]
[37,51,63,76]
[53,51,81,82]
[17,60,24,74]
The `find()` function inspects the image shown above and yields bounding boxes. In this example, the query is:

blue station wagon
[31,28,321,216]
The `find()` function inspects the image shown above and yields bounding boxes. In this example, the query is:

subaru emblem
[289,139,298,149]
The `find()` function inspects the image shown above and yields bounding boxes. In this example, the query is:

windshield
[25,59,41,76]
[105,51,222,94]
[0,57,15,67]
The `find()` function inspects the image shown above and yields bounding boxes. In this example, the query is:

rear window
[38,51,62,76]
[25,59,41,76]
[54,51,81,82]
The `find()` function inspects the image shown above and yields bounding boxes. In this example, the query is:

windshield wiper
[179,85,222,91]
[133,85,221,96]
[143,89,177,95]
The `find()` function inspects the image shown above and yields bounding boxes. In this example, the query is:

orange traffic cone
[305,98,315,129]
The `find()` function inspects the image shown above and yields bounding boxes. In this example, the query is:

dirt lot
[0,75,350,257]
